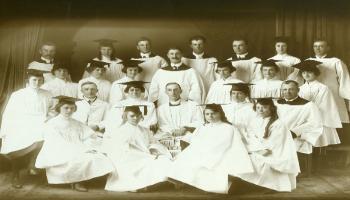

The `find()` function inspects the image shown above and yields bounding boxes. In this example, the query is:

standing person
[168,104,254,194]
[41,63,78,98]
[78,60,111,102]
[205,60,242,104]
[83,39,124,82]
[0,69,53,188]
[226,39,261,83]
[250,59,283,98]
[103,105,172,192]
[237,98,300,192]
[268,37,302,82]
[294,60,342,147]
[182,35,217,93]
[130,37,168,82]
[109,59,148,104]
[306,39,350,124]
[35,96,114,192]
[148,47,205,106]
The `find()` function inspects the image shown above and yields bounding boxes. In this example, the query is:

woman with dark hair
[168,104,253,194]
[35,96,114,192]
[237,98,300,192]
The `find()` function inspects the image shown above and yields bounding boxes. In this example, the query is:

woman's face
[301,71,317,82]
[53,68,69,80]
[231,90,247,102]
[262,66,277,80]
[127,87,142,98]
[28,76,44,89]
[100,46,113,57]
[275,42,288,54]
[90,68,105,79]
[59,104,76,117]
[204,109,221,123]
[255,103,272,118]
[216,67,232,79]
[126,67,139,79]
[126,111,142,126]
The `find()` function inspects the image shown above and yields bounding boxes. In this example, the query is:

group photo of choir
[1,33,349,195]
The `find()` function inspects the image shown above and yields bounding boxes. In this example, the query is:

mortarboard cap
[26,69,47,77]
[115,104,149,115]
[86,60,110,72]
[93,38,118,47]
[291,60,322,75]
[53,95,82,104]
[251,97,279,104]
[119,81,149,93]
[121,59,145,73]
[214,60,236,72]
[51,63,69,73]
[256,59,281,71]
[224,82,254,95]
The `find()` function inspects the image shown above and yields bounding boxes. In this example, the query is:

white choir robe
[78,76,111,102]
[168,122,254,194]
[307,56,350,123]
[227,55,262,83]
[41,78,78,98]
[28,61,55,82]
[251,79,283,98]
[131,54,168,82]
[237,114,300,192]
[0,88,52,155]
[35,115,114,184]
[222,101,255,132]
[276,99,323,154]
[72,99,109,128]
[103,122,172,192]
[268,54,302,83]
[148,66,205,105]
[299,80,342,146]
[103,98,157,134]
[205,77,243,104]
[182,55,217,93]
[83,57,124,82]
[109,76,148,105]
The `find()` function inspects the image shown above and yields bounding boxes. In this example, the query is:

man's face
[28,76,44,89]
[137,40,151,54]
[281,83,299,100]
[313,41,329,56]
[127,87,142,99]
[262,66,277,80]
[167,49,182,64]
[190,40,205,54]
[100,46,113,57]
[165,84,182,101]
[275,42,288,54]
[53,68,69,80]
[232,40,248,55]
[39,45,56,60]
[81,84,98,98]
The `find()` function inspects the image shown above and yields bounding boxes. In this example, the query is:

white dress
[251,79,283,98]
[35,115,114,184]
[103,122,172,192]
[0,87,52,155]
[41,78,78,98]
[237,115,300,192]
[168,122,254,194]
[78,76,111,102]
[299,80,342,146]
[205,76,242,104]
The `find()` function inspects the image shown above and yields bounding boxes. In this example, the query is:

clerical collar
[192,52,204,59]
[83,96,97,104]
[236,52,249,59]
[41,56,53,64]
[171,62,183,68]
[140,52,151,58]
[315,54,327,59]
[169,99,181,106]
[285,96,299,102]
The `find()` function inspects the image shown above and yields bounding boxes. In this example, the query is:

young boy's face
[301,71,317,82]
[126,111,142,126]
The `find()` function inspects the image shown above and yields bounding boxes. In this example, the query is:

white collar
[315,54,327,59]
[236,52,248,58]
[169,99,181,105]
[285,96,299,102]
[83,96,97,104]
[41,56,53,64]
[192,52,204,59]
[140,52,151,58]
[171,62,182,68]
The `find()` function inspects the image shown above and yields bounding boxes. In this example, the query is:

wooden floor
[1,167,350,200]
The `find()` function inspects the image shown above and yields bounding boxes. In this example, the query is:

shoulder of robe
[277,99,286,104]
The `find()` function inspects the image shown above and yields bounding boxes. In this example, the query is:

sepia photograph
[0,0,350,199]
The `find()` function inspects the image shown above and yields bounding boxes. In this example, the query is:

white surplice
[205,76,243,104]
[131,54,168,82]
[227,55,261,83]
[72,98,109,128]
[41,77,78,98]
[268,54,302,83]
[299,80,342,146]
[78,76,111,102]
[28,61,55,82]
[222,101,255,132]
[251,79,283,98]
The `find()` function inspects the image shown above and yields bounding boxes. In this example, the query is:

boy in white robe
[0,69,53,188]
[78,60,111,102]
[41,64,78,98]
[168,104,254,194]
[205,60,242,104]
[109,59,148,104]
[182,35,217,93]
[130,37,168,82]
[154,82,204,158]
[103,105,171,192]
[226,39,262,82]
[35,96,114,192]
[251,59,283,98]
[276,80,323,154]
[148,47,205,106]
[237,98,300,192]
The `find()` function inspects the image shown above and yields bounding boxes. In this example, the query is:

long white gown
[78,76,111,102]
[103,122,172,192]
[168,122,254,194]
[35,115,114,184]
[41,77,78,98]
[222,101,255,132]
[237,114,300,192]
[205,76,242,104]
[250,79,283,98]
[0,87,52,155]
[299,80,342,146]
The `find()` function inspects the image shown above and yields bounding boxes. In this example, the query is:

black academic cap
[121,59,145,73]
[26,69,47,77]
[119,81,150,93]
[116,104,148,115]
[86,60,110,72]
[251,97,278,104]
[214,60,236,73]
[224,82,254,95]
[93,38,118,47]
[256,59,281,71]
[53,95,82,104]
[292,60,322,75]
[51,63,69,73]
[198,103,227,112]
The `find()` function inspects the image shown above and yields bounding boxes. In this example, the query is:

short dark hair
[167,47,183,53]
[282,80,299,88]
[313,38,329,45]
[40,41,56,48]
[165,82,182,90]
[124,85,145,93]
[233,38,248,45]
[81,81,98,89]
[136,37,152,45]
[189,35,207,44]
